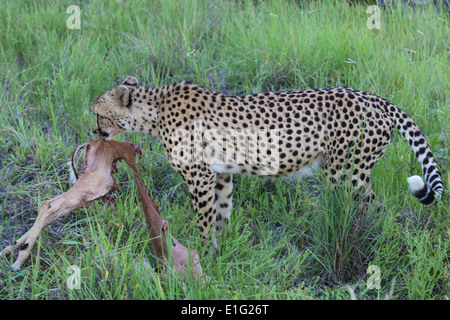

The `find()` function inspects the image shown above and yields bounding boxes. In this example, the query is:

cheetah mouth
[93,127,124,141]
[104,127,125,141]
[93,128,110,139]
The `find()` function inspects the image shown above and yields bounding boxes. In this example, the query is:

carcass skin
[1,138,202,281]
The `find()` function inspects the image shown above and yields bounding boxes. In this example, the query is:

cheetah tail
[391,107,444,205]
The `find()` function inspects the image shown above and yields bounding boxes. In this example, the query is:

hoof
[10,261,22,272]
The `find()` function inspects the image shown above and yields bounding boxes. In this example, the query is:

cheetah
[92,76,444,244]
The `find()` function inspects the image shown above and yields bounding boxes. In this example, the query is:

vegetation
[0,0,448,300]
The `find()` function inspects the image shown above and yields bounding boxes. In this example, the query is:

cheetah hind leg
[324,160,380,213]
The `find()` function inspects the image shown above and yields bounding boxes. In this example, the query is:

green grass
[0,0,449,300]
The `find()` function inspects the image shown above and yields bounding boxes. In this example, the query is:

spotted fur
[92,76,444,242]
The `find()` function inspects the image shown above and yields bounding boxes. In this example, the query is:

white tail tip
[407,175,425,193]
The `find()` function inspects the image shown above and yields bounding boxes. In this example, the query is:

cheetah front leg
[214,173,233,233]
[181,164,218,248]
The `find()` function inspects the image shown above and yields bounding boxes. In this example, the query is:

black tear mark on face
[126,90,133,109]
[94,114,109,138]
[96,114,100,131]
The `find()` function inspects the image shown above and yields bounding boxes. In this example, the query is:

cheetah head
[92,76,141,140]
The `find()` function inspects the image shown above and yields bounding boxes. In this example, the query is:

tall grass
[0,0,448,300]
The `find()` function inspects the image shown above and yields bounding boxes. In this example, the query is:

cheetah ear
[122,76,139,87]
[114,85,130,107]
